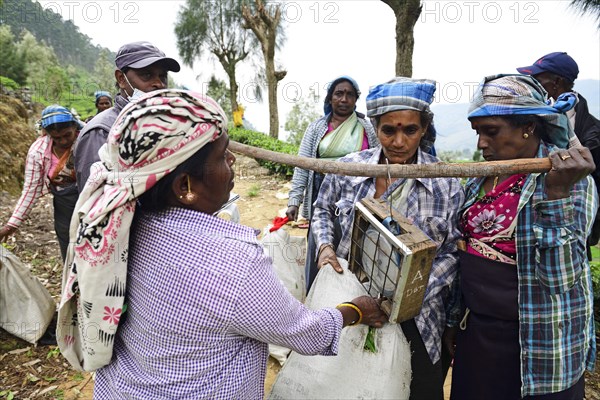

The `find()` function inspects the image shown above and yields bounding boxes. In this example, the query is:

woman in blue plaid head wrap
[312,77,465,400]
[449,74,596,400]
[0,105,83,261]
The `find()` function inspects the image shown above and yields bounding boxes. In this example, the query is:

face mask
[122,73,145,102]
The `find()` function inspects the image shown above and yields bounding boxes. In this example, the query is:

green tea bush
[589,246,600,335]
[590,246,600,298]
[0,76,20,91]
[228,127,299,177]
[592,262,600,301]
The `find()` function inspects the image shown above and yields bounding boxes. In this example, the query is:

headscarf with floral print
[57,89,227,371]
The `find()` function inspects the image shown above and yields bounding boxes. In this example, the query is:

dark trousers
[451,251,585,400]
[305,223,319,293]
[401,318,444,400]
[524,376,585,400]
[51,184,78,262]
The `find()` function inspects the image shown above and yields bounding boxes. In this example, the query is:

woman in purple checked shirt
[56,88,387,399]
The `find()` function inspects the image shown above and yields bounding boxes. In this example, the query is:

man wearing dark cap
[74,41,181,193]
[518,52,600,255]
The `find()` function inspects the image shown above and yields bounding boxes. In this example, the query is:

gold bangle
[336,302,363,326]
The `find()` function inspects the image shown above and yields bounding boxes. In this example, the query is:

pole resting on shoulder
[228,141,552,179]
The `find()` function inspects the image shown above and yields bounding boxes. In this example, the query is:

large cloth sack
[261,228,307,365]
[0,247,56,344]
[268,258,412,400]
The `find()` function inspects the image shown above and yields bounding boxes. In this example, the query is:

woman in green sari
[285,76,378,292]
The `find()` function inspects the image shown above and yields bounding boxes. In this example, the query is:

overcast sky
[39,0,600,134]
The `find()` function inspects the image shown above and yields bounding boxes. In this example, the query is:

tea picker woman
[0,105,81,261]
[56,89,388,399]
[312,77,464,399]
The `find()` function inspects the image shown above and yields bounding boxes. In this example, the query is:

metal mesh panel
[350,215,405,298]
[349,199,436,323]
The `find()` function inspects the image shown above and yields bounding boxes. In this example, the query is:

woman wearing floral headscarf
[312,77,464,400]
[449,74,596,399]
[0,105,81,261]
[56,89,387,398]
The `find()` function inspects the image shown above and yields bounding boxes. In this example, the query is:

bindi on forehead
[334,88,356,95]
[383,122,418,128]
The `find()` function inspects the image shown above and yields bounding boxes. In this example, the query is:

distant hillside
[433,79,600,152]
[0,0,115,70]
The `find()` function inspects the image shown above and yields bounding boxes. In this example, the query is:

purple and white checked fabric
[58,89,228,371]
[94,207,343,399]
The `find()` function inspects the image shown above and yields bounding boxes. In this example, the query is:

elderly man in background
[73,41,180,193]
[517,52,600,254]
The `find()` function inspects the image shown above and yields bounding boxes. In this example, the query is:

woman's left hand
[546,147,595,200]
[0,225,17,242]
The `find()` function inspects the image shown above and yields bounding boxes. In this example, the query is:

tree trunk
[265,45,279,138]
[224,64,239,113]
[229,141,552,178]
[241,0,285,139]
[382,0,422,77]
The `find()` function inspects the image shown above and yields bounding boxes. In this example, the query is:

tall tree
[381,0,422,77]
[242,0,286,138]
[206,75,232,117]
[93,49,116,94]
[175,0,251,113]
[2,0,110,71]
[16,30,65,98]
[0,26,27,85]
[284,89,320,146]
[570,0,600,28]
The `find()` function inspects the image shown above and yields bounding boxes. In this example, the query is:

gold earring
[179,176,197,202]
[523,132,530,139]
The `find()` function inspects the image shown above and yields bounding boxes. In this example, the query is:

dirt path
[0,155,296,399]
[0,154,594,399]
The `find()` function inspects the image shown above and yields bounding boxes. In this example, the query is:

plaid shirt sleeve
[441,187,466,327]
[311,149,378,259]
[311,172,339,255]
[445,273,462,327]
[287,118,324,209]
[532,181,596,295]
[7,137,49,228]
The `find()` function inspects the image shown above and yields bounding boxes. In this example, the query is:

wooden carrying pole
[229,141,552,178]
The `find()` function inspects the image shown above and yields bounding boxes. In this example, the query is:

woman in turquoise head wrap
[85,91,113,123]
[285,75,378,294]
[449,74,596,400]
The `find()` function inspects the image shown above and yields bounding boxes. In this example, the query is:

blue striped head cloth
[366,77,436,117]
[41,105,82,129]
[366,77,438,154]
[468,74,577,149]
[95,91,112,101]
[324,75,361,115]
